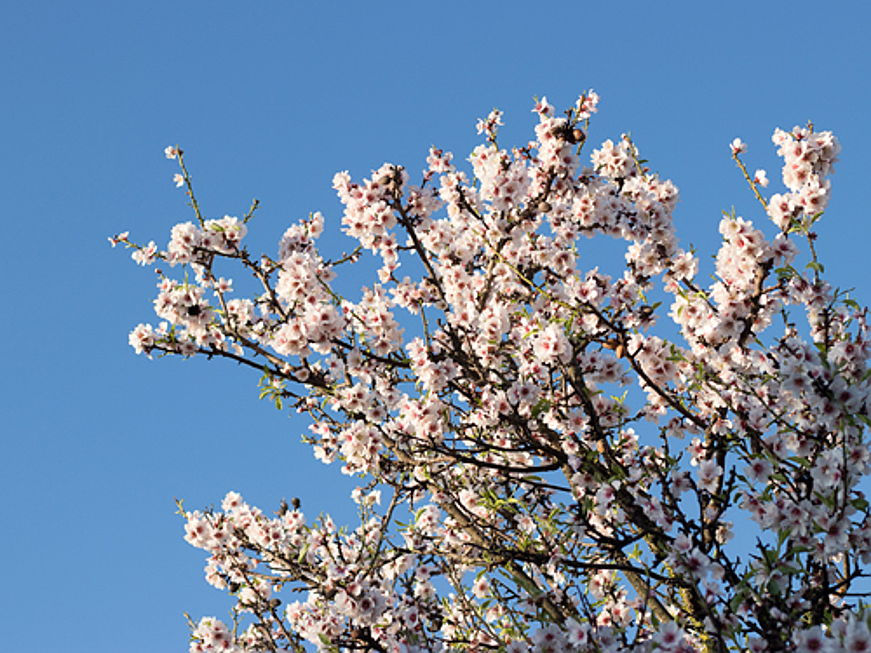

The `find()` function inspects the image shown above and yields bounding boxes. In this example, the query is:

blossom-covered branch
[115,92,871,652]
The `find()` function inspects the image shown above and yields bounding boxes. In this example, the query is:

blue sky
[2,2,870,651]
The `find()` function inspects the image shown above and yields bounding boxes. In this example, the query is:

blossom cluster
[117,93,870,652]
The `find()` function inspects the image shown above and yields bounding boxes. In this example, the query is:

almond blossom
[117,93,870,652]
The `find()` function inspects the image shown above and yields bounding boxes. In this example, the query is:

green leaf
[530,398,551,419]
[729,591,746,612]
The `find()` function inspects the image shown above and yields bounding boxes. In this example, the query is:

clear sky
[2,2,870,651]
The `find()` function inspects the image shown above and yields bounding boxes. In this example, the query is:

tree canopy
[114,93,871,652]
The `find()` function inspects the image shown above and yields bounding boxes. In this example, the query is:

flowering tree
[113,92,871,652]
